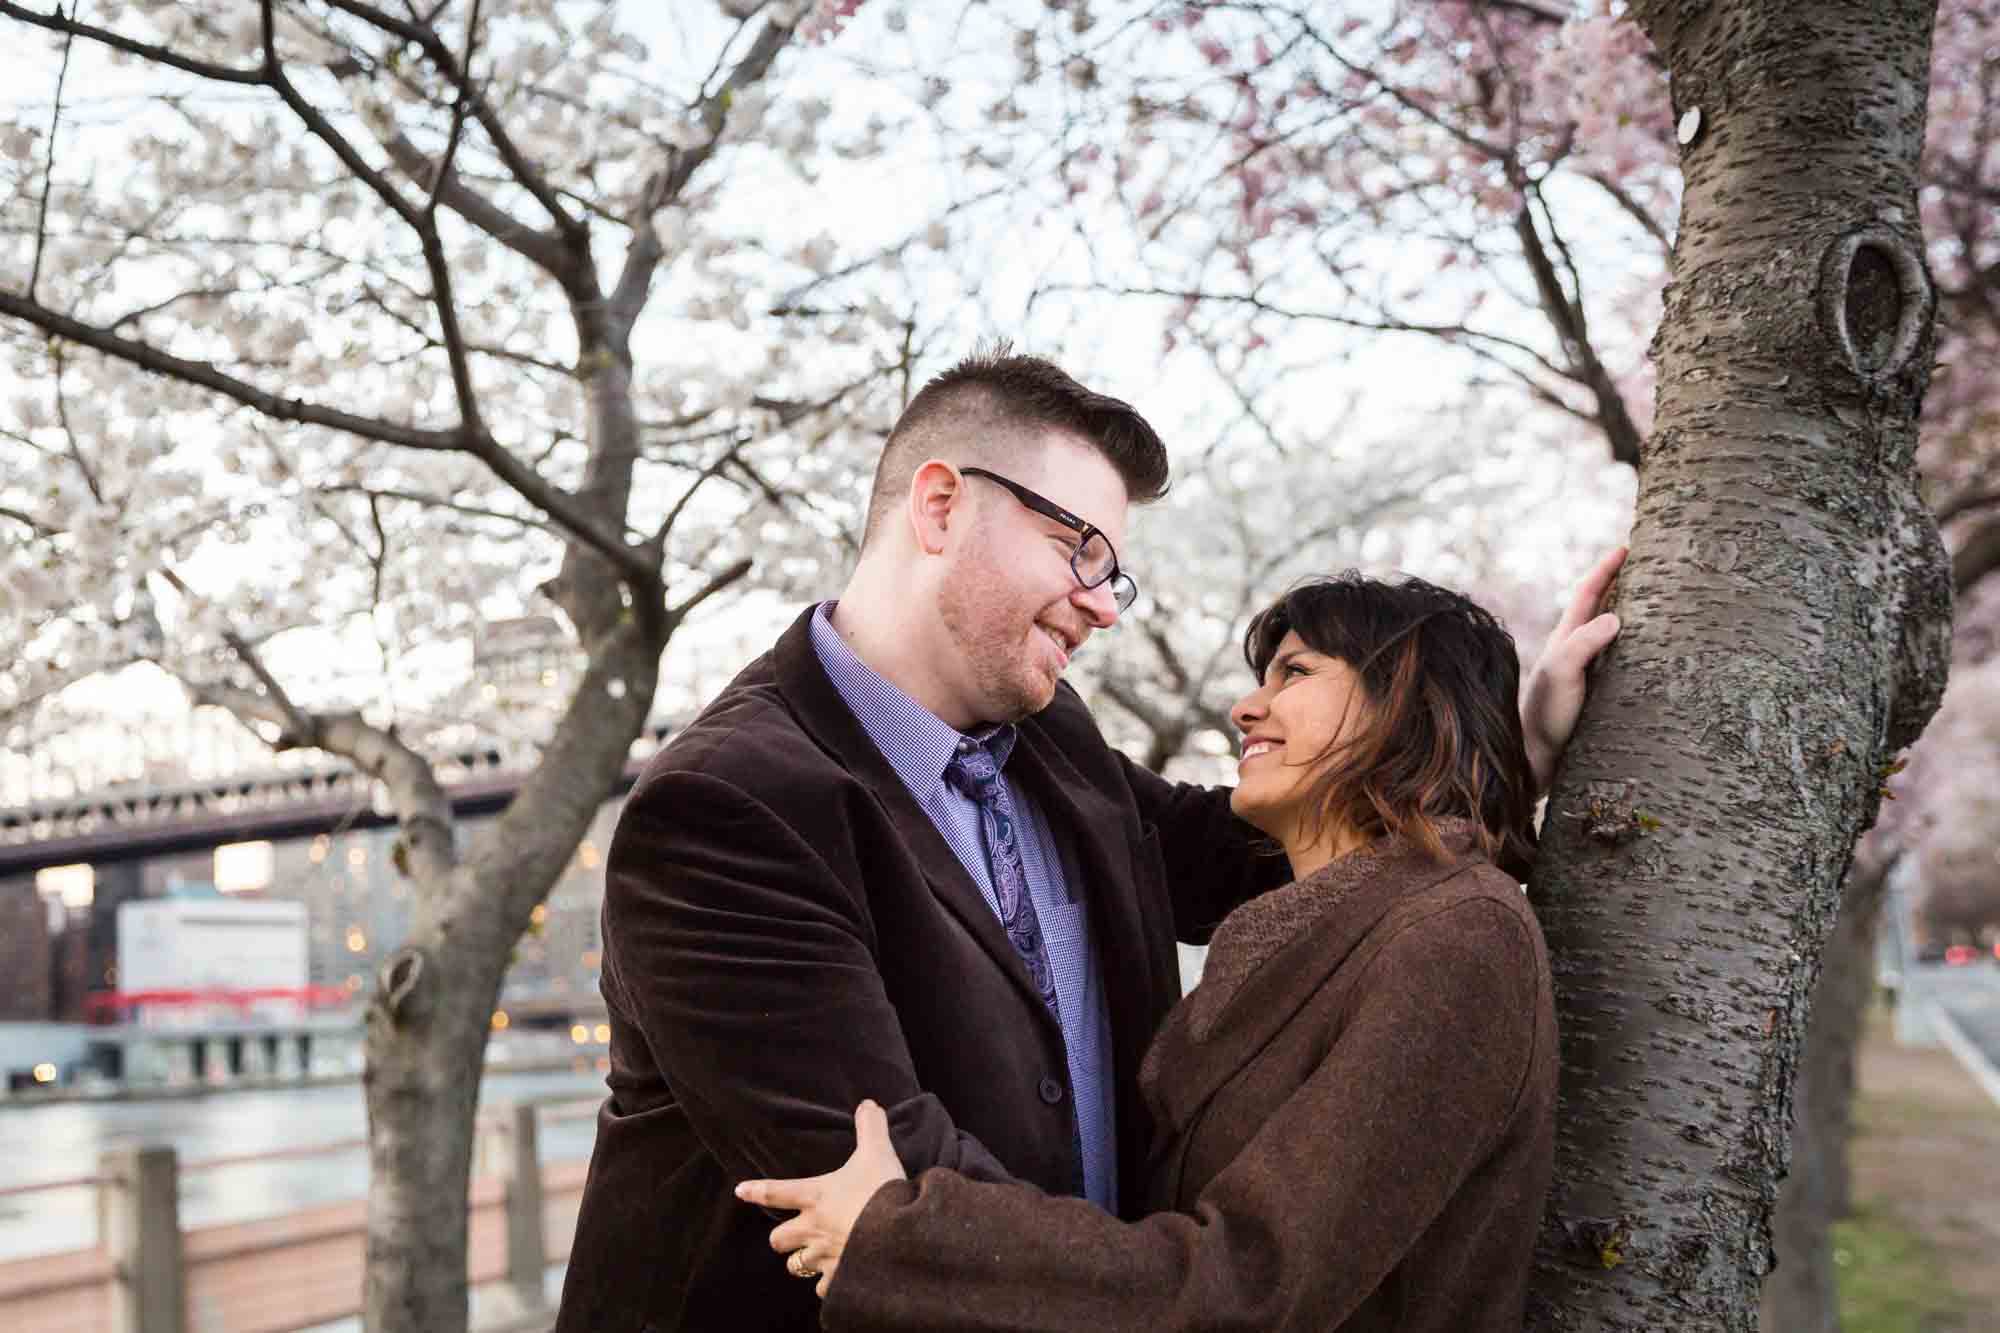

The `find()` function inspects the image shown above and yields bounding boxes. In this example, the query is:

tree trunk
[1759,846,1893,1333]
[1525,4,1951,1329]
[361,919,507,1332]
[358,294,672,1332]
[358,622,664,1333]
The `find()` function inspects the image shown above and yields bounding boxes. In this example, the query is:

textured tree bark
[1525,4,1951,1329]
[1759,847,1892,1333]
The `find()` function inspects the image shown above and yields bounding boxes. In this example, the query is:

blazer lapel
[770,609,1063,1028]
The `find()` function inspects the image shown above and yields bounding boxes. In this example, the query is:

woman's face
[1228,630,1371,848]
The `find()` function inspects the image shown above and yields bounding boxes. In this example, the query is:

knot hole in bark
[1817,225,1932,382]
[375,946,430,1025]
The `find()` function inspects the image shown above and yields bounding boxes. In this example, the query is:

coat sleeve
[1112,750,1286,945]
[820,899,1544,1333]
[601,767,1015,1187]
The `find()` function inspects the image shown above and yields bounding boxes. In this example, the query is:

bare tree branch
[255,2,488,441]
[320,0,585,238]
[153,563,316,744]
[108,284,253,334]
[356,283,573,377]
[1510,195,1644,466]
[1074,281,1580,384]
[609,16,798,333]
[364,116,568,273]
[49,338,103,504]
[1294,20,1516,164]
[667,556,753,626]
[1584,168,1675,254]
[1953,511,2000,595]
[0,0,262,84]
[0,504,60,537]
[325,483,574,540]
[0,290,652,586]
[421,0,483,224]
[654,434,753,547]
[187,682,458,881]
[27,1,75,301]
[152,565,456,881]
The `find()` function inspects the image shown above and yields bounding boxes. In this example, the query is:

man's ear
[907,459,963,555]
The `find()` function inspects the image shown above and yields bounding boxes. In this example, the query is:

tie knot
[944,740,1002,801]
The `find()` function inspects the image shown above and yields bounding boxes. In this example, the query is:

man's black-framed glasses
[960,466,1138,613]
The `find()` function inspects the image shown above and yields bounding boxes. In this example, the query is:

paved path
[1924,964,2000,1107]
[1851,1015,2000,1330]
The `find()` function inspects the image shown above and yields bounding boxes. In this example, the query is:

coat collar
[1144,824,1486,1148]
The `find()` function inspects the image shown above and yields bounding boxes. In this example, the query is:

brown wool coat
[552,609,1281,1333]
[823,831,1558,1333]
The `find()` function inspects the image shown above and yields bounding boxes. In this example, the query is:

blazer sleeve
[1113,750,1287,945]
[601,767,1015,1187]
[820,899,1543,1333]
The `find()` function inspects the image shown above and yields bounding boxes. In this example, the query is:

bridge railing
[0,1093,598,1333]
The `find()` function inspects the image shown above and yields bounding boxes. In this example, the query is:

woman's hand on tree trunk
[1521,546,1626,795]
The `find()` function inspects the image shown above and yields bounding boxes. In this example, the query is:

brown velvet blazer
[823,832,1559,1333]
[553,609,1278,1333]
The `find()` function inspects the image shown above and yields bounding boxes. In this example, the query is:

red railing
[81,986,357,1019]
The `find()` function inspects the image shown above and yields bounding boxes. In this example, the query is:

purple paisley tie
[944,736,1086,1195]
[944,738,1063,1021]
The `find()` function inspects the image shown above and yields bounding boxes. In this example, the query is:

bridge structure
[1,713,681,1091]
[0,717,684,879]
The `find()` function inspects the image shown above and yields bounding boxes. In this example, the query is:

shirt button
[1038,1076,1065,1105]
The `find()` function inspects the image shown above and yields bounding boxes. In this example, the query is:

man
[554,351,1618,1332]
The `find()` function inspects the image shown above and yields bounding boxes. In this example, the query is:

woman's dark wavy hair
[1243,572,1538,879]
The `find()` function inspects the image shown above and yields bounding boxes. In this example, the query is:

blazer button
[1038,1076,1065,1105]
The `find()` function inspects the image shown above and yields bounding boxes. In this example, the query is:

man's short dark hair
[862,347,1171,545]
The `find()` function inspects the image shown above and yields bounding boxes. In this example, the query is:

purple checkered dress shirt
[810,602,1118,1211]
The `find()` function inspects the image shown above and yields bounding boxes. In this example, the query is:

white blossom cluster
[0,0,1059,783]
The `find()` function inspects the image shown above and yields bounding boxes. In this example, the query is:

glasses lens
[1111,573,1138,613]
[1073,532,1116,585]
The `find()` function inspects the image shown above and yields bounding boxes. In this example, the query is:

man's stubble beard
[936,534,1057,725]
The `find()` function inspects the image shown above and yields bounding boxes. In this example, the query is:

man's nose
[1073,579,1119,629]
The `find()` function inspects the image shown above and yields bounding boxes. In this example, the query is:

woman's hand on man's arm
[1521,546,1625,795]
[737,1100,907,1300]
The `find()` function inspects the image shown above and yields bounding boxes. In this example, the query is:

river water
[0,1062,607,1263]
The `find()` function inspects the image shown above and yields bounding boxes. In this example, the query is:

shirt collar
[808,601,1015,791]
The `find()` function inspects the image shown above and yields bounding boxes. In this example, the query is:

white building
[115,898,309,1028]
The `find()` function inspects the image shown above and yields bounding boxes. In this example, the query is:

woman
[738,573,1558,1332]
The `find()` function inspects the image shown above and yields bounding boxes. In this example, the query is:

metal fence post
[499,1102,548,1312]
[99,1144,185,1333]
